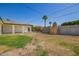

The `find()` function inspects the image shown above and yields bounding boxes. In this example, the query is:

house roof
[0,18,33,26]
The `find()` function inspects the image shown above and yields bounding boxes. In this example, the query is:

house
[0,17,32,35]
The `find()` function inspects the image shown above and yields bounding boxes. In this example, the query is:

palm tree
[49,21,52,27]
[42,15,48,27]
[53,22,57,27]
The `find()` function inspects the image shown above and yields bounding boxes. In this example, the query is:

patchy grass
[72,46,79,56]
[59,42,79,55]
[36,49,48,56]
[47,38,64,45]
[0,45,11,54]
[0,35,32,48]
[59,41,73,48]
[47,39,79,55]
[49,39,79,55]
[0,32,79,56]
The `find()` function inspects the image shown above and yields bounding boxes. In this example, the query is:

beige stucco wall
[2,24,30,34]
[0,20,3,34]
[14,25,23,33]
[0,23,32,34]
[14,25,32,33]
[2,24,12,34]
[23,26,32,32]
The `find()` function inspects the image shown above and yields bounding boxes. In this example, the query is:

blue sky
[0,3,79,26]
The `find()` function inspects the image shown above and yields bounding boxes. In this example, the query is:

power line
[18,3,45,15]
[52,10,79,19]
[18,3,79,19]
[48,3,79,16]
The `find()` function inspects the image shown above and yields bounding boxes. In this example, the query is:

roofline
[0,17,33,26]
[3,23,33,26]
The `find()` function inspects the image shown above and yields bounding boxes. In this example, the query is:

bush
[61,20,79,26]
[33,26,43,32]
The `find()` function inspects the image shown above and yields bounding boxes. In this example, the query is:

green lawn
[0,35,32,48]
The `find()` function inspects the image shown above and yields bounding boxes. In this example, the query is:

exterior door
[28,27,30,32]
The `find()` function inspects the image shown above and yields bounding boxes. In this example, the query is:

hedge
[61,20,79,26]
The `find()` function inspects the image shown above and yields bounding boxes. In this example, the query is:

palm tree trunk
[44,20,46,28]
[50,24,51,27]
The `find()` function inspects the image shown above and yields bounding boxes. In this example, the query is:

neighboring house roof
[0,18,32,26]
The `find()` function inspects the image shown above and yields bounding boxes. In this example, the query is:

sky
[0,3,79,26]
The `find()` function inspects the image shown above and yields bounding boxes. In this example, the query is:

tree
[61,20,79,26]
[53,22,57,27]
[33,26,43,32]
[42,15,48,27]
[49,21,52,27]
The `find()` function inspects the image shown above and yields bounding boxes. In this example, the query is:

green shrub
[61,20,79,26]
